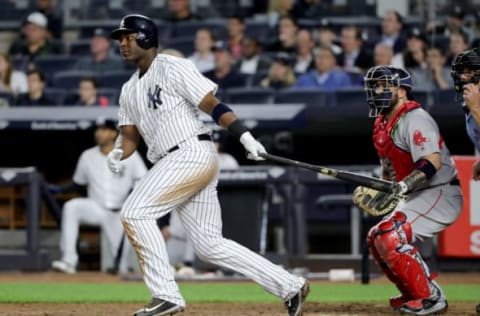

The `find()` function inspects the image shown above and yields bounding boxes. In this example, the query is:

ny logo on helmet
[147,84,162,109]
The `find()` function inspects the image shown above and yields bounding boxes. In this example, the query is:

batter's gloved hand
[391,181,409,194]
[352,186,406,216]
[107,148,123,173]
[239,132,266,161]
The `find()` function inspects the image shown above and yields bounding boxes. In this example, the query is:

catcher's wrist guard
[352,186,406,216]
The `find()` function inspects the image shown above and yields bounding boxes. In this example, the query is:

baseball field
[0,271,479,315]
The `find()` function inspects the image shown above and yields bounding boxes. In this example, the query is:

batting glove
[107,148,123,173]
[391,181,409,194]
[240,132,266,161]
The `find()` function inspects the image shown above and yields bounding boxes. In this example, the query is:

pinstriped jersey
[118,54,218,163]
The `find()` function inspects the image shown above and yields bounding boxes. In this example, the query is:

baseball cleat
[51,260,76,274]
[285,280,310,316]
[390,294,411,309]
[399,298,448,315]
[132,298,184,316]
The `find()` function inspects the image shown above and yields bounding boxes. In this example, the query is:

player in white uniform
[107,14,309,316]
[51,118,147,274]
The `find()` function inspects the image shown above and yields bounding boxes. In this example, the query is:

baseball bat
[259,153,395,193]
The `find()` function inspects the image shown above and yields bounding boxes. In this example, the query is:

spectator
[188,28,215,73]
[0,52,28,96]
[377,10,407,54]
[265,15,298,55]
[338,25,373,73]
[426,5,475,45]
[50,118,147,274]
[8,12,62,64]
[72,28,123,73]
[236,37,271,76]
[373,43,395,66]
[294,46,351,90]
[204,41,247,89]
[411,46,453,91]
[447,30,470,66]
[69,77,110,107]
[14,69,54,106]
[226,15,246,60]
[260,52,296,89]
[316,19,342,55]
[293,29,315,75]
[401,27,428,71]
[161,0,200,22]
[34,0,63,39]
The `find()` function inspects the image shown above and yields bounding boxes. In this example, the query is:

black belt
[449,178,460,186]
[166,133,212,155]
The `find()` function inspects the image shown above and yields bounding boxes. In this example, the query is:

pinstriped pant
[121,137,305,307]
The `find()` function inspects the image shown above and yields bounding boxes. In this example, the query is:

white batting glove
[107,148,123,173]
[239,132,266,161]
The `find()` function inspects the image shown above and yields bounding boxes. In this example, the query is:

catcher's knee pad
[368,212,432,300]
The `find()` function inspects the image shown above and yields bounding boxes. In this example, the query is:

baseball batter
[360,66,463,315]
[107,14,308,316]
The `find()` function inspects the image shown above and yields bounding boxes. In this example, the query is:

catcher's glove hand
[352,186,406,216]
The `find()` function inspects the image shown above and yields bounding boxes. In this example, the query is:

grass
[0,283,479,303]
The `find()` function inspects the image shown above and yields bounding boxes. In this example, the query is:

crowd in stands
[0,0,478,108]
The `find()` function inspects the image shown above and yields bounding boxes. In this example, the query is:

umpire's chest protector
[373,101,420,181]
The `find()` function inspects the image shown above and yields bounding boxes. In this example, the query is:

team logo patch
[413,130,428,146]
[147,84,162,109]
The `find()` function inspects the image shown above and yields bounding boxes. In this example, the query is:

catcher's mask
[451,48,480,99]
[363,66,413,117]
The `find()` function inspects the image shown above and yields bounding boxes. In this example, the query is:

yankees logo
[147,84,162,109]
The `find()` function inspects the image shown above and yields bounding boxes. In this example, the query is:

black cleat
[132,298,183,316]
[285,281,310,316]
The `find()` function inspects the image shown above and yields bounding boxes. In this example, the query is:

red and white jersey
[118,54,218,163]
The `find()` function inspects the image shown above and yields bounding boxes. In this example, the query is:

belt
[166,133,212,155]
[449,178,460,186]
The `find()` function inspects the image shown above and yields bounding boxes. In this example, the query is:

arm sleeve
[404,112,441,162]
[72,152,88,185]
[118,86,135,126]
[171,58,218,106]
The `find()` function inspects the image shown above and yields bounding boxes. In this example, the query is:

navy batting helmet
[110,14,159,49]
[451,48,480,93]
[364,66,414,117]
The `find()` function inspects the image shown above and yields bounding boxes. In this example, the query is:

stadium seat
[168,20,227,40]
[52,71,96,89]
[225,87,275,104]
[11,56,28,72]
[162,36,196,57]
[97,71,132,89]
[244,20,272,43]
[43,88,67,106]
[0,91,14,107]
[69,39,91,55]
[33,55,78,77]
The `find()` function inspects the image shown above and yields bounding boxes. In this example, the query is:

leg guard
[367,212,432,300]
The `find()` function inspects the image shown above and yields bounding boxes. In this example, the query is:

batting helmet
[451,48,480,93]
[363,66,414,117]
[110,14,159,49]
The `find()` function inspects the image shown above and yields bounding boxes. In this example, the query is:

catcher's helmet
[451,48,480,93]
[110,14,158,49]
[363,65,413,117]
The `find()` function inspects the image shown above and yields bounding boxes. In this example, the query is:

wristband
[415,158,437,180]
[227,120,248,140]
[211,102,233,124]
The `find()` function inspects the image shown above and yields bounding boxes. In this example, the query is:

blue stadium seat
[43,88,67,106]
[244,20,271,43]
[97,71,132,89]
[52,71,96,89]
[33,55,77,77]
[162,36,196,57]
[225,87,275,104]
[11,56,28,72]
[0,91,14,106]
[69,39,91,55]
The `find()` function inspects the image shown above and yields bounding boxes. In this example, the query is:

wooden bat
[259,153,395,193]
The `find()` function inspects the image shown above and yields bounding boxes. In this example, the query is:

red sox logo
[413,130,428,149]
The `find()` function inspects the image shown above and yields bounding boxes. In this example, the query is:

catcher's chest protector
[373,101,420,181]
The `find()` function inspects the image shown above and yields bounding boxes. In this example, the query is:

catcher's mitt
[352,186,406,216]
